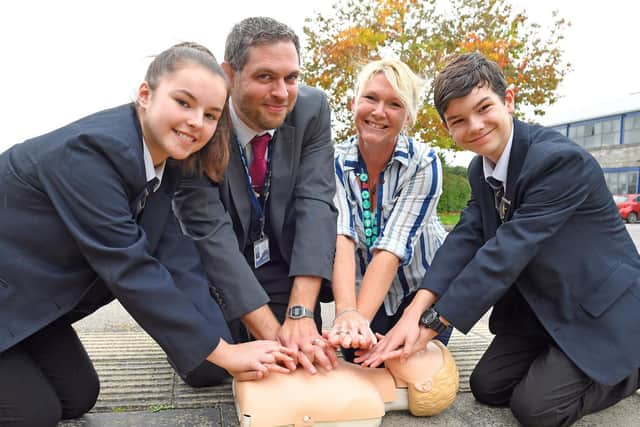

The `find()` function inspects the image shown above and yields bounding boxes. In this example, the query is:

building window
[569,118,621,148]
[604,170,639,194]
[624,115,640,145]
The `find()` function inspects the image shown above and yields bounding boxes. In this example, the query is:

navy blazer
[422,118,640,385]
[0,105,230,377]
[175,86,337,320]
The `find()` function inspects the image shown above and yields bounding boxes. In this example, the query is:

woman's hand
[327,309,377,350]
[207,339,295,381]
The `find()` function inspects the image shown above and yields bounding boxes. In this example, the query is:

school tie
[135,177,159,221]
[486,176,506,223]
[249,133,270,194]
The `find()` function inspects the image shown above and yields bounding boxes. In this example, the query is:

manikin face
[443,84,515,164]
[137,63,227,166]
[224,41,300,131]
[352,73,409,151]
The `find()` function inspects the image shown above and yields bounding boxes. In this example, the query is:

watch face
[421,310,437,326]
[291,306,303,318]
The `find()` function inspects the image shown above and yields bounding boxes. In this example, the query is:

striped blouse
[334,133,446,315]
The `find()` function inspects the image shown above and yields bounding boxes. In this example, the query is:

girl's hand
[207,339,295,381]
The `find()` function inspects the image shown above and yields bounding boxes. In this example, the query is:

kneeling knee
[510,385,558,427]
[470,369,506,406]
[16,394,62,427]
[62,374,100,419]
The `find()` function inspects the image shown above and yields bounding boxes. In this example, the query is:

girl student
[0,42,292,426]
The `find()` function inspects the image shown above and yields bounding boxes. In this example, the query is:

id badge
[253,237,270,268]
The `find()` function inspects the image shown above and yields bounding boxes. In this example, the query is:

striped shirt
[334,133,446,315]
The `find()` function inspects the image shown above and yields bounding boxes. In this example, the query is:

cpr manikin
[233,340,458,427]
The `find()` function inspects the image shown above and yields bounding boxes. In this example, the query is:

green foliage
[303,0,570,148]
[439,164,471,212]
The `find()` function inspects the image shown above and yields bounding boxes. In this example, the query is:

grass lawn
[438,212,460,227]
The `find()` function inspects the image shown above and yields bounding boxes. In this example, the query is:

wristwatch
[419,307,448,334]
[287,305,314,320]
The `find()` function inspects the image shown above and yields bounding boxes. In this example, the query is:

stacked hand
[211,339,295,381]
[326,309,377,350]
[354,314,437,368]
[277,318,338,374]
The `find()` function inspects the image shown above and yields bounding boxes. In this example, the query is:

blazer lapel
[269,125,295,240]
[503,119,529,222]
[471,160,500,238]
[139,186,171,252]
[227,135,252,243]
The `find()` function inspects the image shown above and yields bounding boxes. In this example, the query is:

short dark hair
[224,16,300,71]
[142,42,230,182]
[433,52,508,123]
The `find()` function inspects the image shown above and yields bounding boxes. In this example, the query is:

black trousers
[470,333,639,427]
[181,288,323,387]
[0,318,100,427]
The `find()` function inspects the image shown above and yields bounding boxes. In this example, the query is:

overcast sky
[1,0,638,166]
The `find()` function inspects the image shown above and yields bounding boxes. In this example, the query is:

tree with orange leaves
[303,0,570,149]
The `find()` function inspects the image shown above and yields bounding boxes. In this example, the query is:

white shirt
[482,119,514,191]
[142,139,165,192]
[229,98,275,163]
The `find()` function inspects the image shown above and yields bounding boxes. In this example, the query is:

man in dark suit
[175,17,338,376]
[361,53,640,426]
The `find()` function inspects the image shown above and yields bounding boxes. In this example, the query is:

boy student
[361,52,640,427]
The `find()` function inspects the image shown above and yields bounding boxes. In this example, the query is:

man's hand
[277,317,338,374]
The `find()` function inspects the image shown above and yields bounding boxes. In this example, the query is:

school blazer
[422,118,640,385]
[175,86,338,320]
[0,104,230,377]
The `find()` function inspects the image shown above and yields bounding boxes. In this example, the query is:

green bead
[363,200,371,209]
[361,190,370,200]
[363,218,371,227]
[365,237,372,247]
[371,216,377,225]
[363,210,371,219]
[359,173,368,182]
[372,226,379,235]
[365,228,373,237]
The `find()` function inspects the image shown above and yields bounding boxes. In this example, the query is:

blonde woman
[329,59,451,359]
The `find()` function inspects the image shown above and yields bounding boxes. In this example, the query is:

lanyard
[237,138,274,238]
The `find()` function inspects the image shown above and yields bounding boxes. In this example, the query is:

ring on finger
[312,338,323,345]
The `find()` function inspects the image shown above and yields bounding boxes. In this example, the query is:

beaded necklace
[358,169,379,249]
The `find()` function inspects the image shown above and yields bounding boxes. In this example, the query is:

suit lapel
[227,135,252,242]
[269,125,295,240]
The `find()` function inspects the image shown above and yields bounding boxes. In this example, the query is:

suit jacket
[175,86,337,320]
[422,118,640,385]
[0,105,230,377]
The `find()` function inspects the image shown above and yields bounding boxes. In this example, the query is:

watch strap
[420,307,448,334]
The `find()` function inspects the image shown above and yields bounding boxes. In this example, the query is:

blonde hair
[354,59,424,126]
